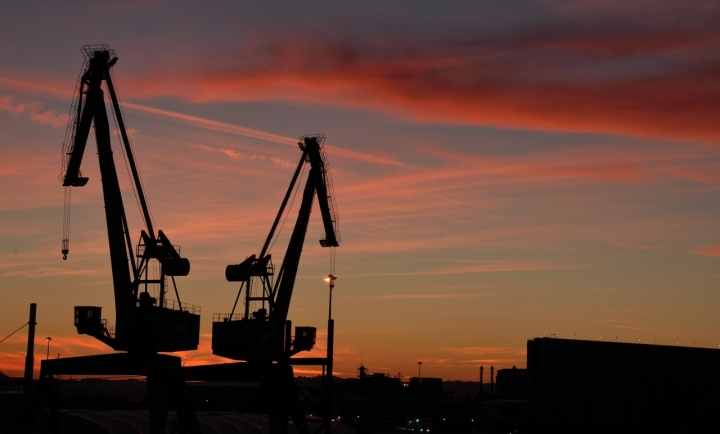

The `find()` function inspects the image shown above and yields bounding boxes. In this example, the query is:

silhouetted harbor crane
[185,135,341,434]
[37,45,201,434]
[212,134,339,361]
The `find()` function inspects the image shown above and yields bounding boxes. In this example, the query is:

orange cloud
[693,244,720,257]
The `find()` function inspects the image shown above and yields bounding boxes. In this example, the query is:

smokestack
[23,303,36,404]
[479,366,484,397]
[490,366,494,398]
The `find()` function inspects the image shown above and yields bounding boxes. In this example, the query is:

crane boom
[272,137,339,324]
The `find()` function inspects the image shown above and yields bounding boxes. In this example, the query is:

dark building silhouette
[527,337,720,433]
[495,366,527,400]
[408,377,444,395]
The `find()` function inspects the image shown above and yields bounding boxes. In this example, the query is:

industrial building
[527,337,720,433]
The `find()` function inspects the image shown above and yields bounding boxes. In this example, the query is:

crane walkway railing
[213,313,244,322]
[100,319,115,338]
[162,299,200,315]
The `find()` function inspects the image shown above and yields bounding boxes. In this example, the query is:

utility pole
[23,303,37,405]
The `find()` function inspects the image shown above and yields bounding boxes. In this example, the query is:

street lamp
[323,274,338,434]
[324,275,337,320]
[45,337,52,360]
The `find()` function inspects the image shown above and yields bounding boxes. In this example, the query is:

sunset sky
[1,1,720,381]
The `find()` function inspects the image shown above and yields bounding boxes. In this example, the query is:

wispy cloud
[693,244,720,257]
[343,259,584,278]
[611,325,654,332]
[372,293,490,300]
[0,75,407,167]
[123,102,407,166]
[123,101,296,146]
[188,142,296,169]
[0,95,65,127]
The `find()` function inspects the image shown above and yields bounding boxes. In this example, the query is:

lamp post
[45,337,52,360]
[323,274,337,434]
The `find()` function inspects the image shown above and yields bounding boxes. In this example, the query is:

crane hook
[62,249,69,260]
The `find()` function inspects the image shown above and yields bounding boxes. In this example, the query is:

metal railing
[100,319,115,338]
[213,313,244,323]
[163,299,200,315]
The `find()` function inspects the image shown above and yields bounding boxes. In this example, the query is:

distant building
[346,370,402,394]
[408,377,443,395]
[527,337,720,433]
[495,366,527,400]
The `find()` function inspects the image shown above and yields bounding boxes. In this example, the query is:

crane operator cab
[212,254,317,360]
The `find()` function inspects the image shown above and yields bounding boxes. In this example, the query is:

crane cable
[0,322,28,344]
[62,187,71,260]
[329,246,336,276]
[266,160,307,255]
[109,67,156,237]
[60,66,86,261]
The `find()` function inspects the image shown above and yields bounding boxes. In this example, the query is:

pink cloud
[693,244,720,257]
[96,23,720,143]
[0,95,65,127]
